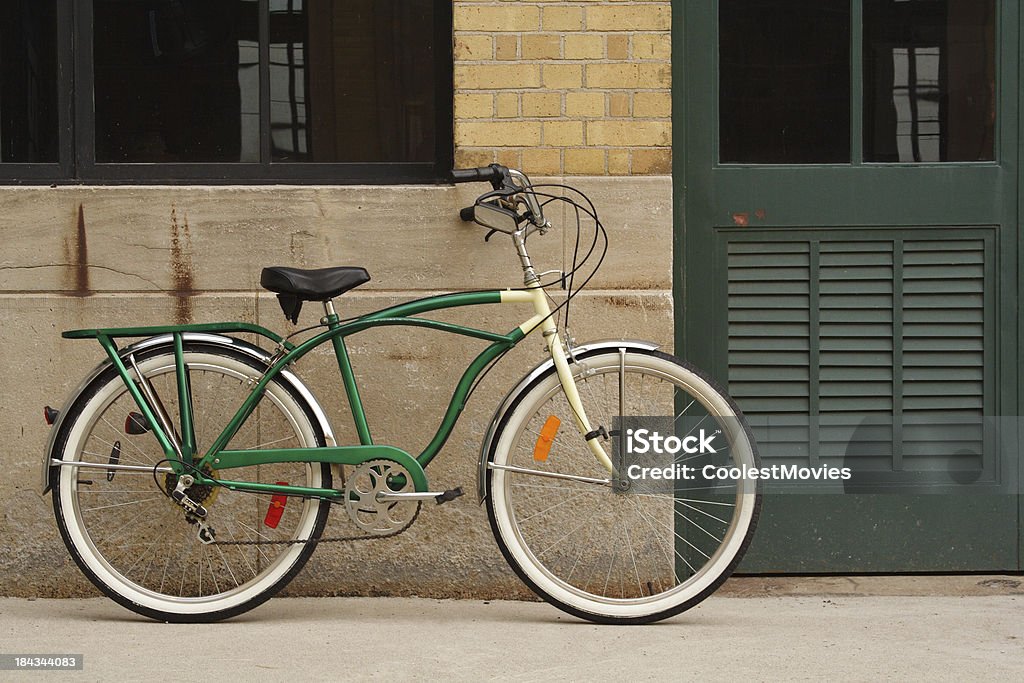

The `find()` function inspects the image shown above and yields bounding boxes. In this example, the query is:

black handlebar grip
[451,166,501,183]
[459,206,475,222]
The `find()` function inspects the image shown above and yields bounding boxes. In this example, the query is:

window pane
[94,0,259,163]
[269,0,437,163]
[719,0,851,164]
[0,1,58,163]
[864,0,996,163]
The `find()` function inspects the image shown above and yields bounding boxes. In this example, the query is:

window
[719,0,851,164]
[864,0,996,163]
[718,0,996,166]
[0,2,60,164]
[0,0,452,183]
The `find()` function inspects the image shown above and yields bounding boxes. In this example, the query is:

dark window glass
[864,0,996,163]
[719,0,851,164]
[269,0,437,163]
[94,0,260,163]
[0,1,58,163]
[0,0,449,180]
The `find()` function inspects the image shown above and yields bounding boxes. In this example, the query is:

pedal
[434,487,464,505]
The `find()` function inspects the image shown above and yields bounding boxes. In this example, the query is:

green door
[676,0,1021,570]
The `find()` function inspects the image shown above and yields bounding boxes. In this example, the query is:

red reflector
[264,482,289,528]
[43,406,59,426]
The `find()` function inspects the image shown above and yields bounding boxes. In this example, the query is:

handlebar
[451,166,502,184]
[452,164,549,235]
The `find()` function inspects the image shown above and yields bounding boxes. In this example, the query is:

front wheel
[486,348,760,624]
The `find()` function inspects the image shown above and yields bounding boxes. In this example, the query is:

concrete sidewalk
[1,581,1022,682]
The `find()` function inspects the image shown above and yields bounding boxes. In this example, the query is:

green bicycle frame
[64,290,544,500]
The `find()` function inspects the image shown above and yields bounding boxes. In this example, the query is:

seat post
[323,300,337,318]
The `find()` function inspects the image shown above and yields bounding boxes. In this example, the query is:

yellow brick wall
[453,1,671,175]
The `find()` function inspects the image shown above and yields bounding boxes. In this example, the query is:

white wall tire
[486,349,760,624]
[51,344,331,622]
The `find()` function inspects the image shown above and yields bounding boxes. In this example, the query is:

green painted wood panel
[674,0,1021,571]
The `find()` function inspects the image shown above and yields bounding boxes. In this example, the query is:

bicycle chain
[208,502,421,546]
[162,464,422,547]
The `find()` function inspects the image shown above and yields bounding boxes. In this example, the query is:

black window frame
[2,0,453,184]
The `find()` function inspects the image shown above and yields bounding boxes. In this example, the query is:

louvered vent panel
[727,233,989,475]
[727,242,811,458]
[901,240,986,471]
[818,242,894,460]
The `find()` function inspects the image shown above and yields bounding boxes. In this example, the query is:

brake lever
[484,229,499,242]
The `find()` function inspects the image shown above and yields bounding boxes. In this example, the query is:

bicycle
[41,164,760,624]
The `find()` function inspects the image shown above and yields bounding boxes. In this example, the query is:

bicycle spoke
[602,527,617,596]
[536,517,592,558]
[240,434,299,451]
[625,496,679,585]
[630,500,698,575]
[204,550,221,595]
[629,491,736,506]
[123,533,163,578]
[236,521,279,565]
[516,490,590,525]
[94,505,164,562]
[81,497,163,513]
[179,536,198,597]
[98,414,157,466]
[622,519,642,598]
[679,500,731,526]
[678,509,725,545]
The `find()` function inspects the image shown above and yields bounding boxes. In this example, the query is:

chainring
[344,459,421,535]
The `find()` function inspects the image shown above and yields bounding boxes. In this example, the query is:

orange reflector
[533,415,561,462]
[263,482,289,528]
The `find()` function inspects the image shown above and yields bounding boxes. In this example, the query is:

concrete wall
[0,177,672,597]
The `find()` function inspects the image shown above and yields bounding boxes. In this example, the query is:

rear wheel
[51,343,332,622]
[486,349,760,624]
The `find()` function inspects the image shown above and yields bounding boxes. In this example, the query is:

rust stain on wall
[385,350,428,362]
[64,203,91,296]
[606,295,644,309]
[170,204,196,324]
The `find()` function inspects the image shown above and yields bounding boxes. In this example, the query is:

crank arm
[376,487,465,505]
